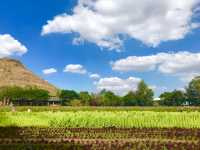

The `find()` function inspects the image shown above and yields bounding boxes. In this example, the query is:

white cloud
[64,64,87,74]
[112,51,200,82]
[42,0,200,50]
[96,76,141,95]
[0,34,27,57]
[90,73,101,80]
[111,55,158,72]
[151,85,169,95]
[42,68,57,75]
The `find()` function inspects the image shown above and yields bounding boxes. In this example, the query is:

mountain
[0,58,58,96]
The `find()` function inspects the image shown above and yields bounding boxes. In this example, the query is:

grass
[1,111,200,128]
[1,106,200,112]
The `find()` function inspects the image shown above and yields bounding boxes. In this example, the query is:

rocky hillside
[0,58,58,96]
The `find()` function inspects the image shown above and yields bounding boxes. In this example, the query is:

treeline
[59,80,154,106]
[59,77,200,106]
[1,76,200,106]
[0,81,154,106]
[159,76,200,106]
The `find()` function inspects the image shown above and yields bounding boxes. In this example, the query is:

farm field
[1,111,200,128]
[0,107,200,149]
[1,127,200,150]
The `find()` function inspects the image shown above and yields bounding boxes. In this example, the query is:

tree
[69,99,82,106]
[135,80,154,106]
[0,86,24,105]
[122,91,137,106]
[23,87,50,100]
[186,77,200,105]
[159,92,172,106]
[79,91,92,105]
[159,90,186,106]
[90,93,102,106]
[0,86,50,105]
[59,90,79,105]
[101,91,121,106]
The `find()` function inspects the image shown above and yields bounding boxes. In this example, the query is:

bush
[69,99,82,106]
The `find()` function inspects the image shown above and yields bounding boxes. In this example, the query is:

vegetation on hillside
[0,58,58,95]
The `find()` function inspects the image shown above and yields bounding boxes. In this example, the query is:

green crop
[1,111,200,128]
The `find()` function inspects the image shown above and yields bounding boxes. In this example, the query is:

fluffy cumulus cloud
[42,0,200,50]
[42,68,57,75]
[112,51,200,82]
[64,64,87,74]
[90,73,101,80]
[96,76,141,95]
[0,34,27,57]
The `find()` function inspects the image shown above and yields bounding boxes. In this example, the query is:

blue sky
[0,0,200,96]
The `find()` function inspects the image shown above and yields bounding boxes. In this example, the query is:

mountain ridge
[0,58,58,96]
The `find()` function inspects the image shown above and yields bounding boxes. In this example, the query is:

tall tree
[59,90,79,105]
[123,91,137,106]
[101,91,121,106]
[135,80,154,106]
[79,91,92,105]
[186,76,200,105]
[90,93,102,106]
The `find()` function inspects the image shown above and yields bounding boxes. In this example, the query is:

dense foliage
[186,76,200,105]
[159,90,186,106]
[57,80,154,106]
[0,86,50,103]
[59,90,80,105]
[123,81,153,106]
[159,76,200,106]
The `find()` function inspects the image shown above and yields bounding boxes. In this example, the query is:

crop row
[0,138,199,150]
[1,127,200,149]
[1,127,200,140]
[0,144,85,150]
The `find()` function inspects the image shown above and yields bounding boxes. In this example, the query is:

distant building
[154,97,161,101]
[153,97,161,106]
[12,97,63,106]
